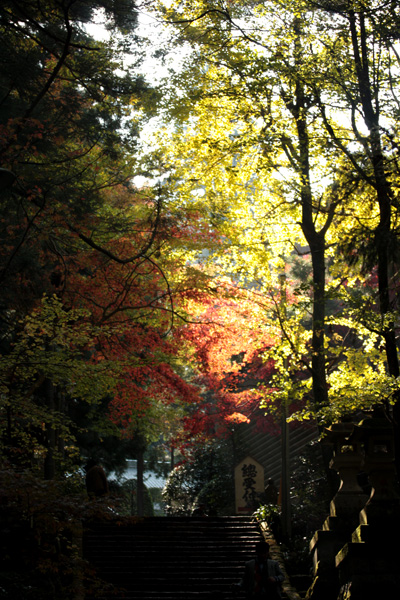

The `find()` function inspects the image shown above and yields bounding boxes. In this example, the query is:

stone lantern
[325,422,369,529]
[306,421,368,600]
[334,410,400,598]
[352,408,400,528]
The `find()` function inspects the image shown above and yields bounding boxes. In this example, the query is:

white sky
[84,6,182,85]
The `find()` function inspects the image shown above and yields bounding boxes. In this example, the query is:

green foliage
[282,441,334,576]
[162,440,235,516]
[110,478,155,517]
[2,0,400,551]
[253,503,281,525]
[0,0,203,480]
[257,441,334,576]
[0,294,118,473]
[145,0,400,442]
[289,442,333,540]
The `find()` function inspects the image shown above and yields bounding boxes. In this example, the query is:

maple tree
[0,0,205,476]
[174,282,278,444]
[0,10,298,589]
[144,0,342,424]
[2,0,399,486]
[143,0,400,473]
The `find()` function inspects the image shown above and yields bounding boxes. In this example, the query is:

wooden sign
[235,456,264,514]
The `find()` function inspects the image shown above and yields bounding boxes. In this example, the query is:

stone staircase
[82,516,267,599]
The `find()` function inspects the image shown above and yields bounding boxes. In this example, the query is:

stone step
[110,592,235,595]
[83,516,264,599]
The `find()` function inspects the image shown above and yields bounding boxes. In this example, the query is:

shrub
[162,441,235,516]
[0,467,113,599]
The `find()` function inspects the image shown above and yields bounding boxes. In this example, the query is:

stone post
[335,409,400,598]
[306,422,367,600]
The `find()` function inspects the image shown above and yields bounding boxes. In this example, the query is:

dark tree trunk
[44,378,56,480]
[292,34,329,409]
[349,9,400,478]
[136,447,144,517]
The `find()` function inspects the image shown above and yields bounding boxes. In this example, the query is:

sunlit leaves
[148,0,400,432]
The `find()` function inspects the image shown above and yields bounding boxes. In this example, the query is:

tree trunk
[349,8,400,477]
[292,39,329,409]
[136,448,145,517]
[44,378,56,480]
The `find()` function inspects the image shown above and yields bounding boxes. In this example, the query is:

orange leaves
[225,412,251,424]
[181,285,275,377]
[173,283,278,444]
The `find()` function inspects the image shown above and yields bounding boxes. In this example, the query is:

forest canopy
[1,0,400,481]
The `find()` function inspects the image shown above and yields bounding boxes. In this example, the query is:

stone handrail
[258,520,302,600]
